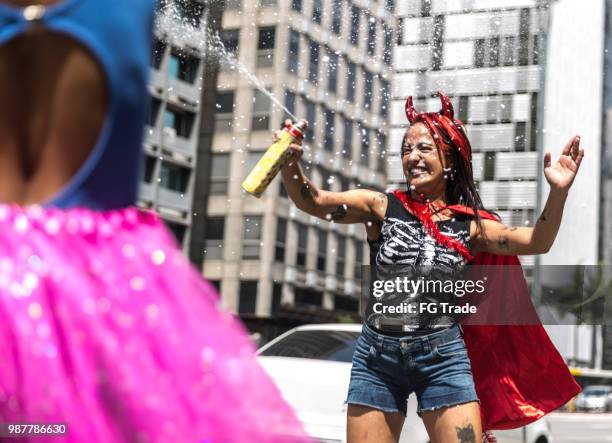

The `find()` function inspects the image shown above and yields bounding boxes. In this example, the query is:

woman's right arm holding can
[277,121,387,235]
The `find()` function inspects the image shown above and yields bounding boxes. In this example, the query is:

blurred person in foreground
[276,92,582,443]
[0,1,310,442]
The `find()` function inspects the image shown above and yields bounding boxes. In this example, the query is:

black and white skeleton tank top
[365,192,472,332]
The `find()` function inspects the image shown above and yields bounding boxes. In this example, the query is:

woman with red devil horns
[276,91,582,443]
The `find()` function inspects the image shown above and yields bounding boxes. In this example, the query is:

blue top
[0,0,156,209]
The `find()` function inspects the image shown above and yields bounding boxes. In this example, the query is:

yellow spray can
[241,120,307,198]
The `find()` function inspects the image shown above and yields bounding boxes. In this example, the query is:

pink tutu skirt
[0,205,311,443]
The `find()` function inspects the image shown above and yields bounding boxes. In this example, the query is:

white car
[258,324,553,443]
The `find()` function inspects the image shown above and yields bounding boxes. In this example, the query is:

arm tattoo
[498,235,510,250]
[331,204,348,221]
[377,193,386,204]
[455,424,476,443]
[300,184,314,201]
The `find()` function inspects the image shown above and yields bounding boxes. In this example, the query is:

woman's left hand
[544,135,585,191]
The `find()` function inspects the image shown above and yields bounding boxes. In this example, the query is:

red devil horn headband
[405,91,454,123]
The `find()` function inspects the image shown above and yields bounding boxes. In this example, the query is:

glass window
[159,161,190,193]
[242,216,263,259]
[312,0,322,24]
[152,38,166,69]
[343,118,353,158]
[324,110,335,151]
[238,281,257,314]
[350,6,360,46]
[168,53,180,78]
[327,51,339,93]
[336,235,346,278]
[296,223,308,267]
[285,90,296,120]
[380,79,390,117]
[331,0,342,34]
[164,107,195,138]
[295,287,322,306]
[291,0,302,13]
[304,99,316,143]
[258,27,276,49]
[259,330,360,362]
[166,221,187,244]
[204,217,224,260]
[215,91,234,132]
[220,29,240,55]
[252,89,271,131]
[309,40,320,84]
[275,218,287,262]
[143,155,156,183]
[210,154,230,194]
[317,229,327,272]
[360,126,370,167]
[364,71,373,111]
[288,29,300,73]
[367,16,377,55]
[346,61,356,102]
[383,24,393,65]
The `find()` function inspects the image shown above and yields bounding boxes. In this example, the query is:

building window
[168,50,199,83]
[350,6,360,46]
[363,71,373,111]
[242,216,262,259]
[304,99,316,143]
[346,61,356,102]
[296,223,308,267]
[257,27,275,68]
[163,107,194,138]
[376,131,387,174]
[272,283,282,315]
[488,37,500,68]
[515,122,527,152]
[421,0,431,17]
[367,16,377,56]
[324,110,335,151]
[219,29,239,70]
[159,161,190,193]
[309,40,320,84]
[335,294,358,312]
[336,235,346,278]
[383,24,393,65]
[147,97,161,126]
[312,0,322,24]
[259,0,277,7]
[173,0,205,26]
[457,96,469,122]
[142,155,156,183]
[484,153,496,181]
[238,281,257,314]
[431,16,444,71]
[317,229,327,272]
[380,79,390,117]
[288,29,300,74]
[327,51,339,93]
[291,0,302,13]
[502,36,516,67]
[210,154,230,195]
[295,287,322,307]
[152,38,166,69]
[225,0,241,9]
[331,0,342,35]
[285,90,296,120]
[214,91,234,132]
[354,240,363,279]
[474,39,485,69]
[359,126,370,167]
[385,0,395,12]
[204,217,225,260]
[343,118,353,158]
[252,89,271,131]
[166,221,187,244]
[275,218,287,262]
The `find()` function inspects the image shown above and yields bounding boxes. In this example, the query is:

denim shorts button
[400,342,408,350]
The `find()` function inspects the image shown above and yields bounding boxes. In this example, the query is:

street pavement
[547,412,612,443]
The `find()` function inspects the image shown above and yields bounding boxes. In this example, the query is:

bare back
[0,0,107,205]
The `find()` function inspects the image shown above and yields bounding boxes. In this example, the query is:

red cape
[450,204,581,430]
[393,192,581,430]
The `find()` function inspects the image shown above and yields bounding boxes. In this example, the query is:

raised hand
[543,135,585,191]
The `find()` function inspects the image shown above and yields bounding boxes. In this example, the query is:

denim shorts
[346,323,479,416]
